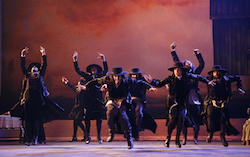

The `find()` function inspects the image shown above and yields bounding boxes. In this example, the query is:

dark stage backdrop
[1,0,249,118]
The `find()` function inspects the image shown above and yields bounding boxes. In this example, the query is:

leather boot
[164,135,171,147]
[106,134,114,142]
[194,132,199,145]
[69,136,77,142]
[85,134,91,144]
[126,132,133,149]
[220,135,228,147]
[175,136,181,148]
[182,134,187,145]
[206,132,213,143]
[97,132,103,144]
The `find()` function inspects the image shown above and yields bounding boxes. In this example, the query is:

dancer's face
[31,66,38,74]
[131,74,138,80]
[91,67,98,75]
[113,75,122,85]
[213,71,221,79]
[174,68,182,78]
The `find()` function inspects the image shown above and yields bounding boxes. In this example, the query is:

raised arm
[73,51,92,80]
[193,49,204,74]
[170,41,180,62]
[39,46,47,77]
[20,47,29,75]
[62,77,77,92]
[98,52,108,75]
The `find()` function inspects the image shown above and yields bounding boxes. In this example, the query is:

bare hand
[62,77,68,84]
[73,51,78,62]
[76,85,86,90]
[193,49,199,55]
[165,84,169,90]
[149,87,158,94]
[98,52,106,61]
[40,46,46,55]
[143,74,152,83]
[170,41,177,51]
[208,80,216,87]
[238,88,246,94]
[21,47,29,56]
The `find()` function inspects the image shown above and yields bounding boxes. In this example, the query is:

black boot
[194,132,199,145]
[81,132,87,141]
[126,132,133,149]
[69,136,77,142]
[220,135,228,147]
[97,133,103,144]
[182,134,187,145]
[106,133,114,142]
[85,134,91,144]
[164,135,171,147]
[206,132,213,143]
[175,137,181,148]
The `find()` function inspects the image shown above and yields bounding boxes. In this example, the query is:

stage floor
[0,141,249,157]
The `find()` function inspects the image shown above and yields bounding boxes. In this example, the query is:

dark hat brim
[129,72,144,75]
[27,62,41,72]
[107,71,128,76]
[168,67,188,72]
[208,69,227,75]
[86,64,102,73]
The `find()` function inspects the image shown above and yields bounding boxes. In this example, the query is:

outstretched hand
[170,41,177,51]
[73,51,78,62]
[149,87,158,94]
[238,88,246,95]
[40,46,46,55]
[62,77,69,84]
[193,49,199,55]
[208,80,216,87]
[98,52,106,62]
[143,74,152,83]
[21,47,29,57]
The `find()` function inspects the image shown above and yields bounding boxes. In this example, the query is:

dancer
[170,42,204,145]
[19,46,64,146]
[62,77,87,142]
[73,51,107,144]
[128,67,157,140]
[85,66,156,149]
[202,65,245,147]
[145,61,212,148]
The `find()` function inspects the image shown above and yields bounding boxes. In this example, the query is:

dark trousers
[106,102,132,137]
[167,104,185,142]
[207,104,226,136]
[85,118,102,139]
[73,119,86,137]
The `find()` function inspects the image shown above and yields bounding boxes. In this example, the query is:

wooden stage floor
[0,140,249,157]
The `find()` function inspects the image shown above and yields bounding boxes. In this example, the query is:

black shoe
[164,135,171,147]
[176,141,181,148]
[69,137,77,142]
[206,133,213,143]
[85,136,91,144]
[97,136,103,144]
[128,138,134,149]
[33,136,38,145]
[26,142,32,146]
[194,138,199,145]
[182,136,187,145]
[81,137,86,141]
[221,136,228,147]
[106,134,114,142]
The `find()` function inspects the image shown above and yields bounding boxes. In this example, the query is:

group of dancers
[12,41,246,149]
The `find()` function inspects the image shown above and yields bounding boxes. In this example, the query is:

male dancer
[86,66,156,149]
[73,52,107,144]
